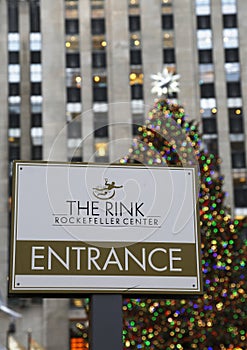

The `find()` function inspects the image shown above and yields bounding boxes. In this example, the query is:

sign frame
[9,161,203,296]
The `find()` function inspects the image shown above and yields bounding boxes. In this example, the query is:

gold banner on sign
[15,241,197,277]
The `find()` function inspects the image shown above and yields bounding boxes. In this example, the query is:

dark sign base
[89,294,123,350]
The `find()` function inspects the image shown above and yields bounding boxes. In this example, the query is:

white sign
[9,161,202,295]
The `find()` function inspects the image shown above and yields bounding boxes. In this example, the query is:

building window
[163,31,174,48]
[67,87,81,102]
[65,35,79,51]
[65,19,79,35]
[201,108,217,118]
[69,156,82,163]
[8,1,18,32]
[162,14,173,30]
[197,15,211,29]
[228,107,242,118]
[31,113,42,127]
[92,35,106,50]
[200,83,215,98]
[9,142,20,161]
[31,101,42,114]
[161,0,172,13]
[197,30,212,49]
[31,51,41,64]
[130,34,141,48]
[94,125,108,138]
[94,112,108,137]
[229,116,243,133]
[66,69,81,87]
[95,142,108,158]
[8,33,20,51]
[202,118,217,134]
[9,83,20,96]
[231,152,245,169]
[65,0,78,19]
[231,142,246,169]
[223,14,237,28]
[132,123,138,135]
[234,186,247,207]
[31,82,42,96]
[30,64,42,82]
[92,52,106,68]
[131,84,143,100]
[132,115,143,135]
[9,51,19,64]
[9,113,20,128]
[91,18,105,35]
[225,48,239,62]
[223,28,238,48]
[163,48,175,64]
[32,145,42,160]
[228,108,243,133]
[93,86,107,102]
[30,33,42,51]
[222,0,236,15]
[30,1,40,33]
[8,64,20,83]
[128,0,140,9]
[198,49,212,64]
[130,50,142,65]
[66,53,80,68]
[227,82,241,98]
[129,16,140,32]
[203,138,218,155]
[199,64,214,82]
[225,62,240,82]
[68,120,82,139]
[9,101,20,115]
[195,0,210,16]
[132,113,143,134]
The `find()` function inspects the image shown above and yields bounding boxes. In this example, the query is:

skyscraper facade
[0,0,246,348]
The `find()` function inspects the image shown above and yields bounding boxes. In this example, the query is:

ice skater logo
[93,178,123,200]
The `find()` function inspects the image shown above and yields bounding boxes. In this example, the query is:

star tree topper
[151,68,180,97]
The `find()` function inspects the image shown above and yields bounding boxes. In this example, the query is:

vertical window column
[91,1,109,163]
[8,0,21,184]
[128,0,144,134]
[237,0,247,217]
[29,0,42,160]
[19,0,32,160]
[140,0,163,107]
[161,0,179,105]
[196,0,218,155]
[7,0,21,276]
[161,0,176,67]
[65,0,82,162]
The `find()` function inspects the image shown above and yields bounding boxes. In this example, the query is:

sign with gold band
[9,161,202,295]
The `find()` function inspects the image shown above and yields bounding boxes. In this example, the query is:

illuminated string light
[93,75,101,83]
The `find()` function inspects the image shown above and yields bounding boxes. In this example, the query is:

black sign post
[90,294,123,350]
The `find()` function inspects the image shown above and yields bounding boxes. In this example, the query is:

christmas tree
[121,69,247,349]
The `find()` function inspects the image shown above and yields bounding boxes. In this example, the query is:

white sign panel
[9,161,202,295]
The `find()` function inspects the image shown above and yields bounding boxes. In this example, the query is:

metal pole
[89,294,123,350]
[6,321,16,350]
[6,330,10,350]
[27,329,32,350]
